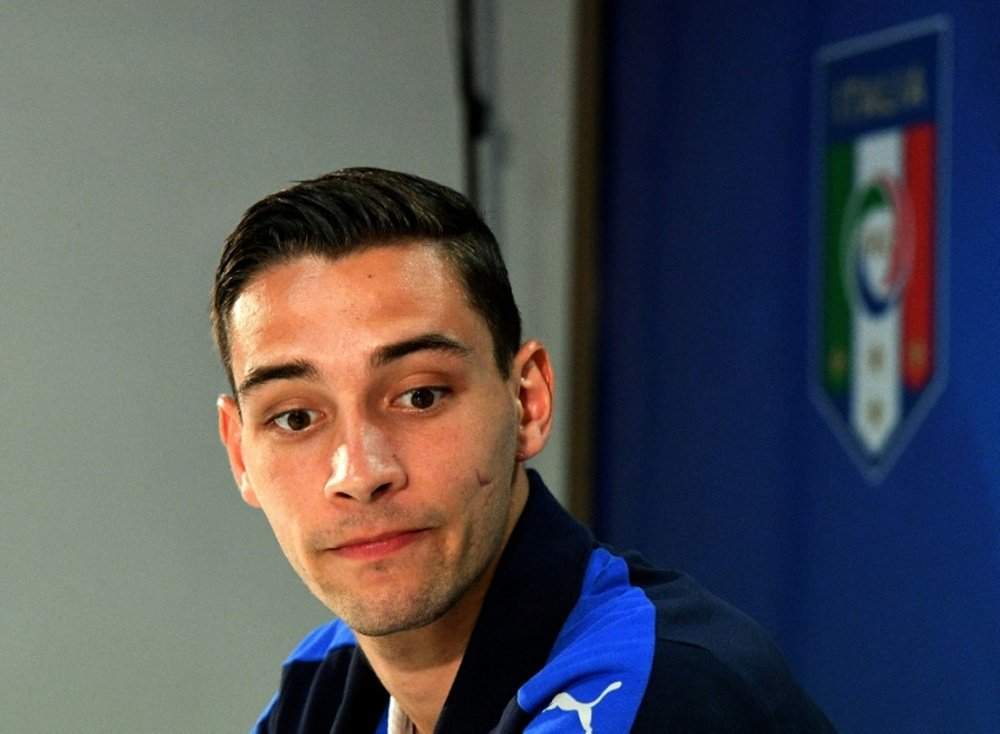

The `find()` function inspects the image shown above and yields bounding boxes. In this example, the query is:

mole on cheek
[475,470,493,487]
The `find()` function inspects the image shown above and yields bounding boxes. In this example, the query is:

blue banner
[597,3,1000,730]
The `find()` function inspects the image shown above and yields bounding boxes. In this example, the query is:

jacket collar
[434,470,594,731]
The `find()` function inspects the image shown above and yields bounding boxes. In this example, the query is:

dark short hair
[211,167,522,389]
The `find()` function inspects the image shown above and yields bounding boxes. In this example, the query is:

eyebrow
[237,359,319,399]
[235,333,472,398]
[370,333,473,368]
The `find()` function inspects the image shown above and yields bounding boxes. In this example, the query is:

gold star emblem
[828,349,848,380]
[866,399,885,429]
[908,341,928,371]
[867,344,886,373]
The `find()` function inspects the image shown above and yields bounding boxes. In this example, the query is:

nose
[323,419,406,503]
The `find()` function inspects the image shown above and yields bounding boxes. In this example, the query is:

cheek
[478,398,520,472]
[427,399,518,488]
[247,438,325,488]
[244,444,327,522]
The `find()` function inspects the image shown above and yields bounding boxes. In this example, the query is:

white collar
[387,696,415,734]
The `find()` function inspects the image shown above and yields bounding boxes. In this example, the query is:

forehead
[226,244,485,373]
[232,244,462,319]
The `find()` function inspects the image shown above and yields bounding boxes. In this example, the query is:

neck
[357,465,531,733]
[359,595,479,733]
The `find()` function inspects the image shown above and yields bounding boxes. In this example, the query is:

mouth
[330,529,429,561]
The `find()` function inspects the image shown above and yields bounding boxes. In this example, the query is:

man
[213,168,834,732]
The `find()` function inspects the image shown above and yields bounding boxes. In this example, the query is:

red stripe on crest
[902,123,934,390]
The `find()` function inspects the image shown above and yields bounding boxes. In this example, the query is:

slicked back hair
[211,168,522,391]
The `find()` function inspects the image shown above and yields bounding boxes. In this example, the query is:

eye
[270,409,321,432]
[397,387,449,411]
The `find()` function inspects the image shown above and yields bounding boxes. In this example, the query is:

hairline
[217,238,515,393]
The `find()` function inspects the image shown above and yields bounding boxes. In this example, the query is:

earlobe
[217,394,261,508]
[511,340,555,462]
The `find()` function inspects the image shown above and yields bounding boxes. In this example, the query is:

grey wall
[0,2,574,731]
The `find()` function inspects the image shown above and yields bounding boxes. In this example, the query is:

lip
[330,528,428,561]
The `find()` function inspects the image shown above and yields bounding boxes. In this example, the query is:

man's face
[218,244,547,637]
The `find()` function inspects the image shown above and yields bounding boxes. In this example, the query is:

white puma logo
[542,681,622,733]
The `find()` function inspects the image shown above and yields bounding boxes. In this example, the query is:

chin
[339,602,450,638]
[328,576,473,638]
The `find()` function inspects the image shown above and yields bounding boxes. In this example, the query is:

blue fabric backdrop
[595,2,1000,730]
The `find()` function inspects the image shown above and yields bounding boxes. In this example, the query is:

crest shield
[812,18,949,481]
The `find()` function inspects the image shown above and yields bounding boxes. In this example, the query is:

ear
[217,394,261,508]
[510,340,555,462]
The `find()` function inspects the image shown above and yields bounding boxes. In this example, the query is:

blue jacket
[254,471,835,732]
